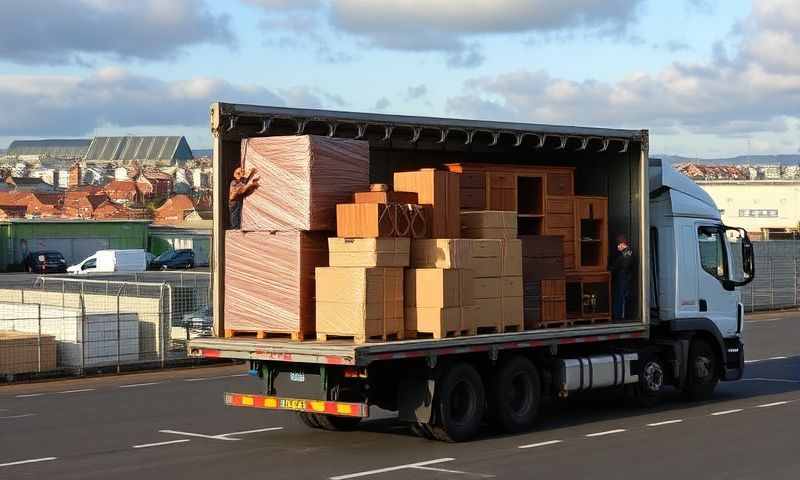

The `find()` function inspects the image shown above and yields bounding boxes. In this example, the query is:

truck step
[316,331,404,344]
[224,329,306,341]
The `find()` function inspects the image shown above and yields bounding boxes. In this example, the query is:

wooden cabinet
[566,272,611,321]
[573,197,608,271]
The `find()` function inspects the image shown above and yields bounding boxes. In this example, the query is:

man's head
[233,167,244,181]
[616,234,629,252]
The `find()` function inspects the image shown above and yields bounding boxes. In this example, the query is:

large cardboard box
[328,237,410,267]
[501,239,522,276]
[405,269,474,308]
[502,296,524,331]
[473,277,501,299]
[224,230,328,337]
[241,135,370,231]
[461,211,517,239]
[411,239,473,269]
[394,169,460,238]
[472,297,502,330]
[315,267,404,341]
[471,256,502,278]
[501,276,523,297]
[405,307,462,338]
[0,331,56,375]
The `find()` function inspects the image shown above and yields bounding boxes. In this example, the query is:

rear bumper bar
[224,392,369,418]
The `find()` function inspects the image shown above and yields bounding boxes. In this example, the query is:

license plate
[279,399,307,411]
[289,371,305,382]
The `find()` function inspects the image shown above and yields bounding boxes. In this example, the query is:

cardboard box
[472,297,502,330]
[328,237,410,268]
[405,269,474,308]
[354,190,418,204]
[520,235,563,258]
[471,239,503,258]
[461,210,518,230]
[501,276,523,297]
[405,307,463,338]
[473,277,501,299]
[241,135,370,231]
[0,331,57,375]
[225,230,328,337]
[316,267,404,340]
[501,239,522,276]
[471,256,502,278]
[502,296,524,330]
[394,169,460,238]
[411,239,473,269]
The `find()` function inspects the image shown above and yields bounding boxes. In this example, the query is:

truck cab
[649,158,754,393]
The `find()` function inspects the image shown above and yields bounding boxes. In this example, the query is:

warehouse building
[6,139,91,161]
[697,181,800,239]
[83,136,193,166]
[0,219,150,271]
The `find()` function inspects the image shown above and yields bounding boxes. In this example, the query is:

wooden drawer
[541,279,566,297]
[490,172,515,189]
[460,172,486,189]
[547,197,573,214]
[548,213,573,229]
[461,187,486,210]
[547,172,573,196]
[545,226,575,243]
[489,188,515,211]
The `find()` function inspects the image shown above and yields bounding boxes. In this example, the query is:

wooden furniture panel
[548,213,573,229]
[461,188,486,210]
[540,279,567,323]
[489,172,515,189]
[566,272,611,322]
[574,196,608,271]
[547,197,574,214]
[460,172,486,189]
[547,172,574,196]
[489,188,515,211]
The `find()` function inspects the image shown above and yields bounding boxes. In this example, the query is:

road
[1,312,799,479]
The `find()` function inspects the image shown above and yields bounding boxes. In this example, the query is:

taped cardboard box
[502,296,524,331]
[316,267,404,341]
[394,169,460,238]
[471,256,502,278]
[224,230,328,338]
[0,331,56,375]
[406,307,463,339]
[472,297,502,331]
[461,211,517,240]
[405,268,474,308]
[328,237,410,268]
[411,239,473,269]
[501,276,523,297]
[501,239,523,276]
[241,135,370,231]
[473,277,501,299]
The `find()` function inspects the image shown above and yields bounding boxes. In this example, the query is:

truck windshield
[698,226,728,281]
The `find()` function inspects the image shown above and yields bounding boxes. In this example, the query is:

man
[611,234,634,320]
[228,166,259,229]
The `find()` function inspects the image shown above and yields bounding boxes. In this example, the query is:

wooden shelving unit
[574,196,608,272]
[566,272,611,322]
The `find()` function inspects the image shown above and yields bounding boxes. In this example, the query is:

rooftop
[7,139,91,158]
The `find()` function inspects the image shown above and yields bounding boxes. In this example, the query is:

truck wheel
[297,412,321,429]
[490,356,541,433]
[627,353,665,408]
[684,339,719,401]
[313,413,362,431]
[429,362,485,442]
[410,422,435,439]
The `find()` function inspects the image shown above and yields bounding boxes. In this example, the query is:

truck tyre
[490,356,541,433]
[313,413,362,431]
[297,412,321,429]
[429,362,485,442]
[684,339,719,401]
[627,353,665,408]
[410,422,435,439]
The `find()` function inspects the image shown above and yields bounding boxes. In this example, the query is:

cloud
[0,0,233,65]
[248,0,645,68]
[374,97,391,111]
[686,0,715,14]
[405,85,428,101]
[0,68,338,137]
[445,0,800,139]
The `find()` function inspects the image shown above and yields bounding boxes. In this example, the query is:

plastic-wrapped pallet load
[240,135,370,231]
[224,230,329,339]
[315,267,404,342]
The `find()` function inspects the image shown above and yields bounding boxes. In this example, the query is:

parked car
[150,249,195,270]
[25,251,68,274]
[67,249,148,275]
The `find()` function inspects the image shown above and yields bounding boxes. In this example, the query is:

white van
[67,249,148,275]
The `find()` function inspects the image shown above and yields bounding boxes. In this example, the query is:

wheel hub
[643,361,664,392]
[694,356,712,379]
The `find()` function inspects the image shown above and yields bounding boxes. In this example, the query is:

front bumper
[722,337,744,381]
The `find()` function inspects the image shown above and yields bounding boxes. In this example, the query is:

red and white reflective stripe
[225,393,368,418]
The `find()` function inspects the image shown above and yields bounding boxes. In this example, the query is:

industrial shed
[6,139,91,160]
[83,136,193,166]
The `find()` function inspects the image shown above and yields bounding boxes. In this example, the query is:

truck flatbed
[188,322,647,366]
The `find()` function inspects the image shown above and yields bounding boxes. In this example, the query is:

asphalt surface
[1,312,799,480]
[0,269,210,289]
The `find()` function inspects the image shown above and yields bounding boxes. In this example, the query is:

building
[103,180,141,205]
[0,205,26,219]
[83,136,193,166]
[6,139,91,161]
[136,170,173,198]
[152,194,210,225]
[62,191,110,218]
[5,177,54,192]
[0,219,150,271]
[697,181,800,239]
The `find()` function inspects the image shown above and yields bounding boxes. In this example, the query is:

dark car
[25,251,68,274]
[150,249,195,270]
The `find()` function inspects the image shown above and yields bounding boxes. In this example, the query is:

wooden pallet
[501,323,523,333]
[316,331,404,344]
[468,325,501,336]
[537,316,611,329]
[224,329,306,341]
[406,329,470,340]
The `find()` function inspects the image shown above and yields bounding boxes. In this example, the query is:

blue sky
[2,0,798,158]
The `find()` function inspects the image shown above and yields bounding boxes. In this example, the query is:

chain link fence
[0,273,213,382]
[741,240,800,312]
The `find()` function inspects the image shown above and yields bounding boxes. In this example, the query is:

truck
[188,103,755,442]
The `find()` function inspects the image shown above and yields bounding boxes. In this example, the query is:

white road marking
[585,429,626,437]
[518,440,563,449]
[740,377,800,384]
[0,457,57,468]
[119,382,162,388]
[219,427,284,437]
[57,388,95,394]
[756,401,790,408]
[15,393,44,398]
[132,439,191,449]
[329,458,456,480]
[0,413,36,420]
[647,419,684,427]
[159,430,240,441]
[745,355,795,364]
[745,318,781,323]
[413,465,495,478]
[229,373,249,377]
[184,373,249,382]
[711,409,743,416]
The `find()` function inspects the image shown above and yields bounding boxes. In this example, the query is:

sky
[1,0,799,158]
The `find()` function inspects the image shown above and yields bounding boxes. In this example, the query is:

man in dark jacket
[611,234,634,319]
[228,166,259,229]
